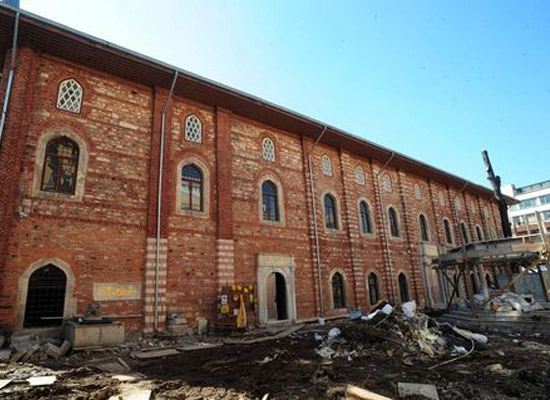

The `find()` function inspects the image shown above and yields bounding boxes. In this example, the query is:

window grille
[262,180,279,221]
[321,154,332,176]
[57,79,83,113]
[181,164,203,211]
[331,273,346,309]
[41,137,79,195]
[262,138,275,162]
[354,166,365,185]
[24,265,66,328]
[383,175,392,192]
[413,184,422,200]
[184,115,202,143]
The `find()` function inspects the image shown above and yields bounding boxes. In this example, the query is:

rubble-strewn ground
[1,320,550,399]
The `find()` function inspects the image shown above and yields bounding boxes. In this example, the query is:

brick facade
[0,46,505,334]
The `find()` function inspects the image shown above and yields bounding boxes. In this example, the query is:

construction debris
[397,382,440,400]
[346,384,393,400]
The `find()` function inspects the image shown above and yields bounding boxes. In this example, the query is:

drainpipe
[154,71,178,334]
[307,126,327,318]
[0,10,20,149]
[375,152,395,301]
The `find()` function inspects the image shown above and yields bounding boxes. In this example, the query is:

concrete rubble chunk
[0,379,12,390]
[398,382,439,400]
[131,349,180,359]
[27,376,57,386]
[21,344,40,362]
[346,384,393,400]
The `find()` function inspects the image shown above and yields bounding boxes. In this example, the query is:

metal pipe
[154,71,178,334]
[375,152,395,301]
[307,125,327,318]
[0,10,20,148]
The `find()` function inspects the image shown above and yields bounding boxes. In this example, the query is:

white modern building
[502,180,550,235]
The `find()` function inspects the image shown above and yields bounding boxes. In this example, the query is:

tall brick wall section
[0,47,507,333]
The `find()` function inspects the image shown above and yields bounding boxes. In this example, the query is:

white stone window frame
[258,173,285,227]
[320,154,333,176]
[184,114,203,143]
[357,197,376,237]
[459,220,470,244]
[32,130,89,202]
[365,269,384,306]
[261,137,276,162]
[438,192,446,207]
[418,212,431,242]
[470,201,477,214]
[443,217,454,245]
[396,269,411,303]
[454,197,462,211]
[176,156,210,217]
[413,183,422,200]
[56,78,83,114]
[383,174,392,192]
[329,269,350,311]
[387,204,402,240]
[321,189,342,233]
[354,166,365,186]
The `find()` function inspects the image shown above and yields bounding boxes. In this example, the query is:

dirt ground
[1,320,550,399]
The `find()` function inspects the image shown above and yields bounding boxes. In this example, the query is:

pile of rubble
[314,301,488,363]
[0,333,71,363]
[485,291,547,313]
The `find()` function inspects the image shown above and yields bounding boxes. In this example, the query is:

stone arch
[329,269,349,310]
[176,155,211,217]
[257,171,285,226]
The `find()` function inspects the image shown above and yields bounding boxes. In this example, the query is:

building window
[40,137,79,195]
[540,195,550,205]
[398,273,410,302]
[24,264,67,328]
[444,219,453,244]
[383,174,392,192]
[438,193,445,206]
[470,201,477,214]
[460,222,470,244]
[476,225,484,241]
[454,197,462,211]
[184,114,202,143]
[359,201,373,234]
[324,194,338,229]
[388,206,400,237]
[413,184,422,200]
[321,154,332,176]
[261,180,279,221]
[56,79,83,113]
[367,272,380,305]
[261,138,275,161]
[354,166,365,185]
[180,164,203,211]
[419,214,430,242]
[331,272,346,309]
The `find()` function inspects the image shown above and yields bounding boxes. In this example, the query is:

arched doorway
[398,273,410,302]
[266,272,288,321]
[24,264,67,328]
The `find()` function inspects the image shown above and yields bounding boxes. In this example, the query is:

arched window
[359,201,372,234]
[470,201,477,214]
[262,180,279,221]
[383,174,392,192]
[460,222,470,244]
[24,264,67,328]
[388,207,400,237]
[262,138,275,161]
[398,273,410,302]
[438,193,446,206]
[444,219,453,244]
[454,197,462,211]
[476,225,484,241]
[367,272,380,305]
[180,164,203,211]
[354,166,365,185]
[41,137,79,194]
[331,272,346,309]
[419,214,430,242]
[324,194,338,229]
[413,184,422,200]
[56,78,83,113]
[321,154,332,176]
[184,114,202,143]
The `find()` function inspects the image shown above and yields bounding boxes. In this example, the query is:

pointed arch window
[354,166,365,185]
[41,137,79,194]
[321,154,332,176]
[359,201,372,234]
[460,222,470,244]
[388,206,400,237]
[476,225,484,241]
[331,272,346,309]
[419,214,430,242]
[398,273,410,302]
[383,174,392,192]
[184,114,202,143]
[262,138,275,161]
[444,219,453,245]
[57,79,83,113]
[262,180,279,221]
[324,194,338,229]
[368,272,380,305]
[180,164,203,211]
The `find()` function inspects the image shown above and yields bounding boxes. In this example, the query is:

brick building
[0,5,507,335]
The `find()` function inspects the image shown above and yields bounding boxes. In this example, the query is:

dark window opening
[398,273,410,302]
[444,219,453,244]
[476,226,483,241]
[41,137,79,194]
[262,180,279,221]
[324,194,338,229]
[24,265,67,328]
[359,201,372,234]
[419,214,429,241]
[181,164,203,211]
[388,207,400,237]
[460,222,470,244]
[332,272,346,309]
[368,272,380,305]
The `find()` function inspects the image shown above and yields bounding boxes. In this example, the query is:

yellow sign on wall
[93,282,141,301]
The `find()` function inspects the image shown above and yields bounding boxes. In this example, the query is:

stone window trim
[320,154,333,176]
[386,204,403,241]
[56,78,83,114]
[328,269,349,311]
[357,197,376,237]
[438,192,446,207]
[354,166,366,186]
[383,174,392,192]
[418,212,431,242]
[261,137,276,162]
[320,189,342,233]
[16,258,76,330]
[257,173,285,227]
[184,114,203,143]
[32,130,89,202]
[443,217,454,245]
[459,220,470,244]
[366,270,383,306]
[413,183,422,200]
[396,270,411,303]
[176,156,210,218]
[475,224,484,241]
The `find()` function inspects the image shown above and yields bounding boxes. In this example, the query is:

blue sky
[22,0,550,188]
